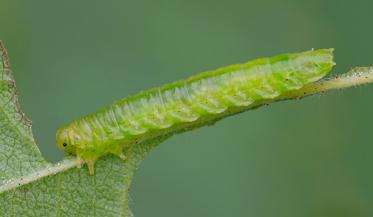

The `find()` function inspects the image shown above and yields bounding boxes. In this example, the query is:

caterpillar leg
[110,145,127,161]
[118,153,127,161]
[75,157,83,168]
[86,160,95,175]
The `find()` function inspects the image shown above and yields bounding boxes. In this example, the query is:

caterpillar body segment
[56,49,335,174]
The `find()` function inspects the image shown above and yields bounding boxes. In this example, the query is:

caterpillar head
[56,126,78,155]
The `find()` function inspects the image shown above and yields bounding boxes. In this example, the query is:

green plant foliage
[0,41,164,217]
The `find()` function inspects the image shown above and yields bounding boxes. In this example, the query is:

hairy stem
[282,67,373,99]
[0,66,372,194]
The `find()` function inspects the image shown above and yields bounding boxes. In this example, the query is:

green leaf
[0,42,49,183]
[0,41,167,217]
[0,41,372,216]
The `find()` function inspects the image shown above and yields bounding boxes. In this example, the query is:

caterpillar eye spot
[62,143,67,147]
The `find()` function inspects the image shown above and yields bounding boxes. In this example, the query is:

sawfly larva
[56,49,335,174]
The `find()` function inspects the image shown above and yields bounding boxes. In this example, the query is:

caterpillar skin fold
[56,49,335,174]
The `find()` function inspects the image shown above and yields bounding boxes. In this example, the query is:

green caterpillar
[56,49,335,174]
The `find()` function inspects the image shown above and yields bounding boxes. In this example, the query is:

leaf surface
[0,41,155,217]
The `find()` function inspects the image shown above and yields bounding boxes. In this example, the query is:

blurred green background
[1,0,373,216]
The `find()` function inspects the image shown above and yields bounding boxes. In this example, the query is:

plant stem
[282,67,373,99]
